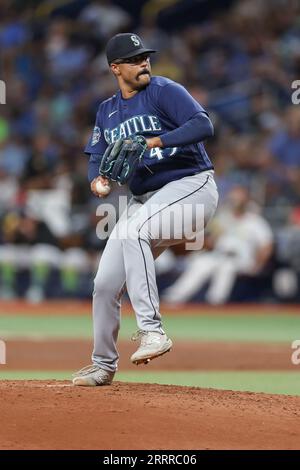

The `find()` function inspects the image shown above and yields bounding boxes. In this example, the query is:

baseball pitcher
[73,33,218,386]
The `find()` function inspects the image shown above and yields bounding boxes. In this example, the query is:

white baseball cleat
[72,365,115,386]
[130,330,173,365]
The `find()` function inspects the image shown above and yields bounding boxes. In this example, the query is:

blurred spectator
[274,206,300,300]
[0,210,59,301]
[266,106,300,204]
[79,0,132,39]
[0,136,29,177]
[162,186,274,304]
[0,210,94,302]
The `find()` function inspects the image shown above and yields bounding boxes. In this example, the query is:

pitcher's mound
[1,380,300,450]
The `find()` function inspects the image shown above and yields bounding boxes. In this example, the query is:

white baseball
[95,180,111,196]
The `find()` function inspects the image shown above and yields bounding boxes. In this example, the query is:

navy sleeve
[158,82,207,126]
[84,111,107,155]
[88,154,102,183]
[160,112,214,148]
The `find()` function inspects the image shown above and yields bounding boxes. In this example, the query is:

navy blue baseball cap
[106,33,156,64]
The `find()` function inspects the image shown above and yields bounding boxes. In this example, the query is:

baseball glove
[99,135,148,185]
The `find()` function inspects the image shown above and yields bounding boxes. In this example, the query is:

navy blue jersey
[85,76,213,195]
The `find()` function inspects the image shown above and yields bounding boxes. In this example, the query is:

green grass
[0,315,93,339]
[0,370,299,396]
[1,313,300,342]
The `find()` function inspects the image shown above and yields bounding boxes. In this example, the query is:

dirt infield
[0,380,300,450]
[5,339,295,371]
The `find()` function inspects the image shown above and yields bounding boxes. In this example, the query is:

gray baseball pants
[92,170,218,372]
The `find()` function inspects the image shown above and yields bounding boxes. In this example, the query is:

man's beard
[135,71,151,89]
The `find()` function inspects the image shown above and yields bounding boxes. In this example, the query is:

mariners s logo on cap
[131,35,140,47]
[106,33,156,64]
